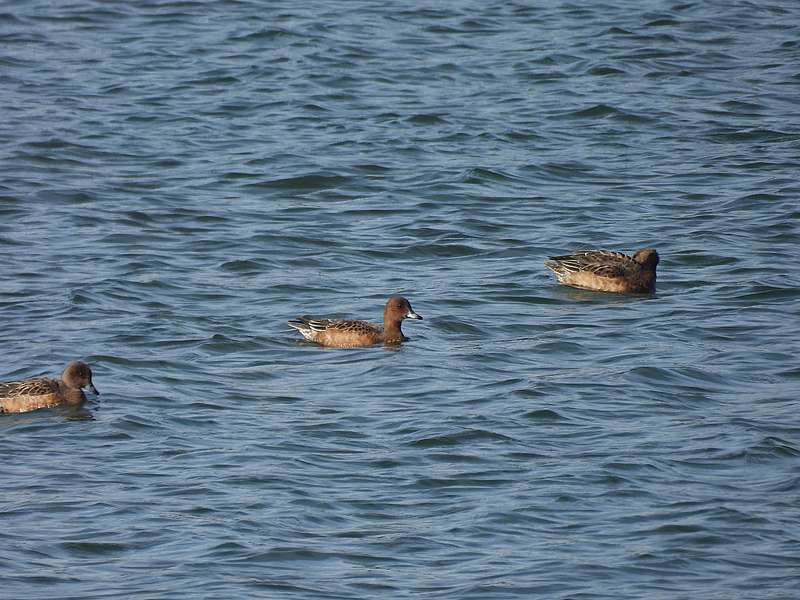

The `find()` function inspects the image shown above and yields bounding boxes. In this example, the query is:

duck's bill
[406,311,423,320]
[90,383,100,395]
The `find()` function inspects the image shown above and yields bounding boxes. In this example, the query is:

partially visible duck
[289,295,423,348]
[0,361,100,414]
[544,248,659,293]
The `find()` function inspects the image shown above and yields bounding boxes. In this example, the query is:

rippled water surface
[2,1,800,598]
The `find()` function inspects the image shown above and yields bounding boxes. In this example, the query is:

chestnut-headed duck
[0,361,100,414]
[288,295,423,348]
[544,248,659,293]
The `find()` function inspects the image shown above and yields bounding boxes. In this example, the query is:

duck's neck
[383,318,405,343]
[57,381,86,405]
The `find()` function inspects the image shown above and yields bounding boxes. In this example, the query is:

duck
[0,361,100,414]
[544,248,659,293]
[288,295,423,348]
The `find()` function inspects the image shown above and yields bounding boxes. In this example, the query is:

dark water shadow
[552,286,655,304]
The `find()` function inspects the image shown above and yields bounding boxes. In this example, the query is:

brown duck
[544,248,659,293]
[0,361,100,414]
[288,295,423,348]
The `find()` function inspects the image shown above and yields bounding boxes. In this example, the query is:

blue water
[2,1,799,598]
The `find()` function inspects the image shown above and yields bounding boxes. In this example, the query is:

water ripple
[1,1,799,599]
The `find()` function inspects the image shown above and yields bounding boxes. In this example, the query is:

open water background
[2,1,800,598]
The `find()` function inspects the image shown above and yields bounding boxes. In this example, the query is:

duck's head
[634,248,659,269]
[384,295,423,322]
[62,361,99,395]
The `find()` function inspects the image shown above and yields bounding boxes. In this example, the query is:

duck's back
[0,377,60,413]
[289,317,384,347]
[545,250,653,293]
